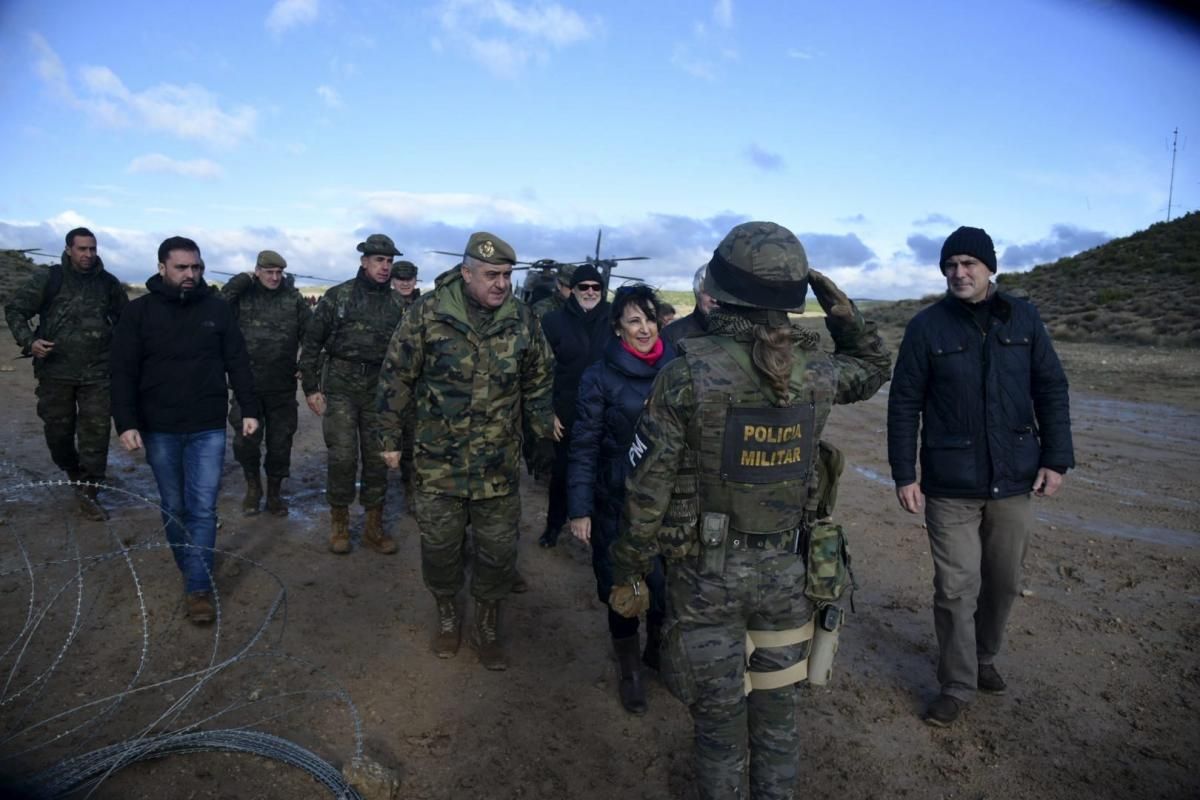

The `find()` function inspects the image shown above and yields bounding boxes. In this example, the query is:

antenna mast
[1167,127,1178,222]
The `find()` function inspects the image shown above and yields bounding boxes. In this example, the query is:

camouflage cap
[391,260,418,279]
[357,233,402,257]
[256,250,287,269]
[704,221,809,312]
[464,231,516,265]
[557,263,577,283]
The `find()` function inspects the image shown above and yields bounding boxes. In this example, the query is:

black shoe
[978,664,1007,695]
[537,531,558,549]
[923,694,964,727]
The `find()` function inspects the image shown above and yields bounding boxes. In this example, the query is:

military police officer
[222,250,311,516]
[610,222,892,800]
[5,227,128,520]
[377,232,554,670]
[300,234,406,555]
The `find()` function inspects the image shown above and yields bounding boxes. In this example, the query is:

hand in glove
[609,578,650,619]
[807,269,855,323]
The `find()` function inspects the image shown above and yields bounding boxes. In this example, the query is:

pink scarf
[621,337,664,366]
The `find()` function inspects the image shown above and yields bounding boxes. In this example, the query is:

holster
[698,512,729,577]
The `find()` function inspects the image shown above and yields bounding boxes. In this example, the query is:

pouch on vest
[803,521,852,603]
[658,456,699,559]
[658,617,698,705]
[699,511,729,577]
[807,440,845,522]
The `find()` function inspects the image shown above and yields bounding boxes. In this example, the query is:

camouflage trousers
[414,491,520,602]
[322,390,388,508]
[664,548,813,800]
[400,415,415,482]
[229,391,298,478]
[35,379,111,481]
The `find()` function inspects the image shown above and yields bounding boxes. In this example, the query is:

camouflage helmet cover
[704,221,809,312]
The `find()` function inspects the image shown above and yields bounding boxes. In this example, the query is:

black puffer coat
[540,296,612,426]
[887,291,1074,499]
[567,336,677,532]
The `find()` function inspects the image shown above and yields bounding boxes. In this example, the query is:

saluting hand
[807,269,854,321]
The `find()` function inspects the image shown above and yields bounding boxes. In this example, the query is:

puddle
[1036,508,1198,549]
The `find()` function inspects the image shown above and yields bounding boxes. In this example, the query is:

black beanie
[940,226,997,273]
[571,264,603,288]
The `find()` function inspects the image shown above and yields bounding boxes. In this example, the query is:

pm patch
[721,404,816,485]
[627,431,654,472]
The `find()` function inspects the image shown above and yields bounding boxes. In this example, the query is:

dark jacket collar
[939,286,1012,323]
[603,335,675,379]
[146,273,211,304]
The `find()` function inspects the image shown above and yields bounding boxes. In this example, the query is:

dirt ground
[1,335,1197,800]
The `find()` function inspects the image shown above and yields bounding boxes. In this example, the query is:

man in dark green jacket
[222,250,311,516]
[4,227,128,519]
[300,234,406,555]
[377,232,554,670]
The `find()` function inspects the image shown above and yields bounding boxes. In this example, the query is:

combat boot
[241,470,263,515]
[613,635,648,715]
[643,617,663,672]
[472,600,507,671]
[362,505,397,555]
[328,506,351,554]
[432,595,461,658]
[76,482,108,521]
[265,476,289,516]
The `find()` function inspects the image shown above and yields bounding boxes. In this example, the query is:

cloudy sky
[1,0,1197,299]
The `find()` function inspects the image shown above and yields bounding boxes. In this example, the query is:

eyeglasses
[575,282,602,292]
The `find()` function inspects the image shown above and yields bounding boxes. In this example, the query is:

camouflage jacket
[610,307,892,583]
[4,256,129,384]
[375,272,554,499]
[530,292,565,320]
[395,287,421,311]
[299,270,404,397]
[221,272,311,395]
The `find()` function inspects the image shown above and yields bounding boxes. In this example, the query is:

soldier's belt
[329,355,383,375]
[727,527,802,552]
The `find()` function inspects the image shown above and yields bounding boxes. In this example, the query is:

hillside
[860,212,1200,349]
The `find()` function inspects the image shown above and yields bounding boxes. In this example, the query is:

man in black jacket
[111,236,260,625]
[661,264,716,346]
[887,226,1074,727]
[538,264,612,547]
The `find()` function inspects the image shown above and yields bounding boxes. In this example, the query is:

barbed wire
[0,466,369,798]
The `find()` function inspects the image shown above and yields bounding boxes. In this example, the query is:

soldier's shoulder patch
[628,431,653,471]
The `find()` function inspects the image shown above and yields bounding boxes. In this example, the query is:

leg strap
[744,618,815,694]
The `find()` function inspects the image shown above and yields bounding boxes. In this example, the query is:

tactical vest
[684,335,826,535]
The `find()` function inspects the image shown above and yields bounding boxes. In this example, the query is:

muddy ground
[0,336,1197,800]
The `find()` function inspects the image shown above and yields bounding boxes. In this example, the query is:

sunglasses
[575,282,602,292]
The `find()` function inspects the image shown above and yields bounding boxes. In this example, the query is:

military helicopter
[207,268,338,283]
[428,228,650,303]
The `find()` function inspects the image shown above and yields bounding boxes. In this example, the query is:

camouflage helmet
[704,221,808,312]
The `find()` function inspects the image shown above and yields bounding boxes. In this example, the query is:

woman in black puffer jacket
[567,284,674,715]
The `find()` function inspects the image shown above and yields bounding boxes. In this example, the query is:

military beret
[256,250,287,269]
[357,233,402,257]
[464,231,516,265]
[391,260,418,279]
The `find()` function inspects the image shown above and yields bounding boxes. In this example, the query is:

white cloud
[358,191,543,225]
[315,85,341,108]
[713,0,733,28]
[266,0,319,35]
[786,48,814,60]
[128,154,225,179]
[435,0,597,77]
[29,36,257,149]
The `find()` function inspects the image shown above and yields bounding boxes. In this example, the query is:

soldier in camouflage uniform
[5,227,128,520]
[529,262,574,319]
[390,259,421,485]
[377,231,554,671]
[222,250,311,516]
[610,222,892,800]
[300,234,406,555]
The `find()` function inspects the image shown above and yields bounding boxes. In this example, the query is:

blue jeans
[144,429,226,594]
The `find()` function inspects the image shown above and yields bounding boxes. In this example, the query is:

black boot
[643,618,663,672]
[613,635,647,715]
[241,470,263,515]
[537,526,558,548]
[265,476,288,516]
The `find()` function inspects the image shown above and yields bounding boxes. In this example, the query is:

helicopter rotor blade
[209,268,339,283]
[594,228,602,262]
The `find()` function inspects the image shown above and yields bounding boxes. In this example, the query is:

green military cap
[357,233,402,257]
[391,260,418,279]
[256,249,287,269]
[464,231,516,265]
[557,263,577,283]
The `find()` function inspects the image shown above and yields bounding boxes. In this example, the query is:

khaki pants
[926,493,1032,703]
